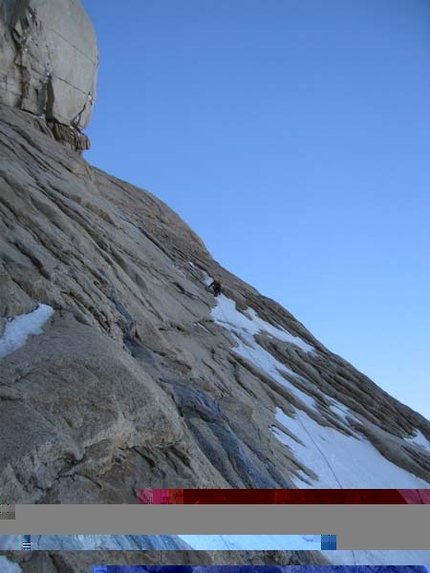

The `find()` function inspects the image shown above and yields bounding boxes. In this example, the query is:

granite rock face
[1,103,430,507]
[0,0,97,150]
[2,99,430,570]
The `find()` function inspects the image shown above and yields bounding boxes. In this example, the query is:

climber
[209,279,221,297]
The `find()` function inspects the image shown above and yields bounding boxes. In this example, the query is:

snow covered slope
[210,292,430,488]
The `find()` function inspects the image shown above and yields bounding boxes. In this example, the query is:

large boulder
[0,0,97,149]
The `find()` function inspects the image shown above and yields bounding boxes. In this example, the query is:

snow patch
[211,295,318,412]
[405,429,430,453]
[273,407,430,488]
[244,306,315,353]
[326,399,360,427]
[221,308,315,410]
[328,400,351,421]
[209,291,430,491]
[0,304,54,359]
[212,296,314,353]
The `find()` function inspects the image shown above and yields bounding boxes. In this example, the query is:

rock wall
[1,103,430,506]
[0,550,329,572]
[0,0,97,150]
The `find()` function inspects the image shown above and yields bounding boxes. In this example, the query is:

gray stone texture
[0,0,97,149]
[0,549,329,572]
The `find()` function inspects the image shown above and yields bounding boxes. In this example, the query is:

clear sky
[81,0,430,422]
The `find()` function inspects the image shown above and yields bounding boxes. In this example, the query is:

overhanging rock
[0,0,98,151]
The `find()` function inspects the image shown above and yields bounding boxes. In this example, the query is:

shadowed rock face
[1,552,429,572]
[0,550,329,572]
[0,0,97,150]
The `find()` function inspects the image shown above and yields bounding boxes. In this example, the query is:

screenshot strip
[0,534,337,551]
[137,489,430,504]
[92,565,430,573]
[0,505,15,519]
[0,505,429,548]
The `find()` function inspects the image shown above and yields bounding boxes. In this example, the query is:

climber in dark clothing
[209,279,221,297]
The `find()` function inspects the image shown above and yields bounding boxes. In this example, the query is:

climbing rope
[215,292,344,489]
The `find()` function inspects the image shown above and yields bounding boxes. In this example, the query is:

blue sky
[82,0,430,422]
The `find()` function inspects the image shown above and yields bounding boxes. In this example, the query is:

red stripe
[138,488,430,503]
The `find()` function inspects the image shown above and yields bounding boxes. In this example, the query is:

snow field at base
[273,408,430,488]
[177,534,321,551]
[0,556,22,573]
[209,293,430,488]
[0,303,54,359]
